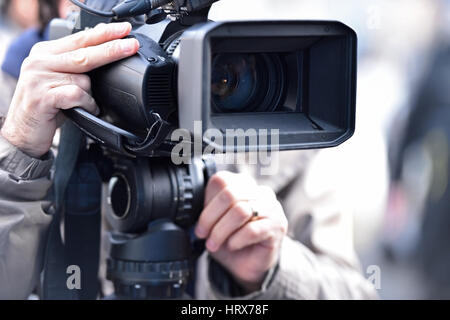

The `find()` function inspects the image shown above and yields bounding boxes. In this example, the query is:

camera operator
[0,21,377,299]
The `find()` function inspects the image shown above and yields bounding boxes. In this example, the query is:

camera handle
[63,108,173,157]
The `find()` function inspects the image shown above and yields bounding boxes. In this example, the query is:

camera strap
[63,108,173,157]
[125,112,173,155]
[42,121,102,300]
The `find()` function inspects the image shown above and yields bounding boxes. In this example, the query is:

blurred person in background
[0,0,39,116]
[387,0,450,299]
[0,0,76,116]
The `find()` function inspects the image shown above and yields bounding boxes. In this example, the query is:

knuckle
[263,235,277,250]
[66,86,83,101]
[87,94,96,107]
[236,173,256,188]
[92,23,116,42]
[271,200,283,216]
[70,49,90,67]
[72,32,87,47]
[269,201,288,234]
[100,24,114,39]
[21,56,37,72]
[81,75,92,89]
[93,23,107,33]
[219,187,236,205]
[227,241,238,251]
[21,57,32,71]
[197,219,208,234]
[47,91,58,108]
[105,41,120,59]
[43,91,58,111]
[74,74,91,91]
[233,202,251,221]
[63,73,75,86]
[247,223,260,239]
[78,26,100,43]
[197,213,210,230]
[259,185,276,198]
[23,95,39,112]
[227,239,239,251]
[29,41,46,55]
[210,233,221,246]
[276,213,288,235]
[210,171,233,188]
[21,71,40,89]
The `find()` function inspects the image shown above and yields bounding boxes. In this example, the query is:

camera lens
[211,53,285,113]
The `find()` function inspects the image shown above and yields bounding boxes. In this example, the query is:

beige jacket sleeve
[195,151,379,300]
[0,134,53,299]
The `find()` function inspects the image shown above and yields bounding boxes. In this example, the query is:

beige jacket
[0,133,378,299]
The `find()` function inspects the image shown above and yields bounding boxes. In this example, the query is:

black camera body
[51,1,357,157]
[49,0,357,300]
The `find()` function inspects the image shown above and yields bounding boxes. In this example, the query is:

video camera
[49,0,357,300]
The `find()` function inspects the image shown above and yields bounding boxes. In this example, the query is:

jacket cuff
[203,237,317,300]
[256,237,314,299]
[206,254,279,300]
[0,134,54,180]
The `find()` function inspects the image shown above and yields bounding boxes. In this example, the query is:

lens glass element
[211,53,285,113]
[211,53,257,112]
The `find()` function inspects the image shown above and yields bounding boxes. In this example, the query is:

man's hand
[195,171,288,293]
[0,22,140,158]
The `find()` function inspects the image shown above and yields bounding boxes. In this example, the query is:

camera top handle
[69,0,219,19]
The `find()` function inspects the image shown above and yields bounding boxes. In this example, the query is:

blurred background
[213,0,450,299]
[1,0,450,299]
